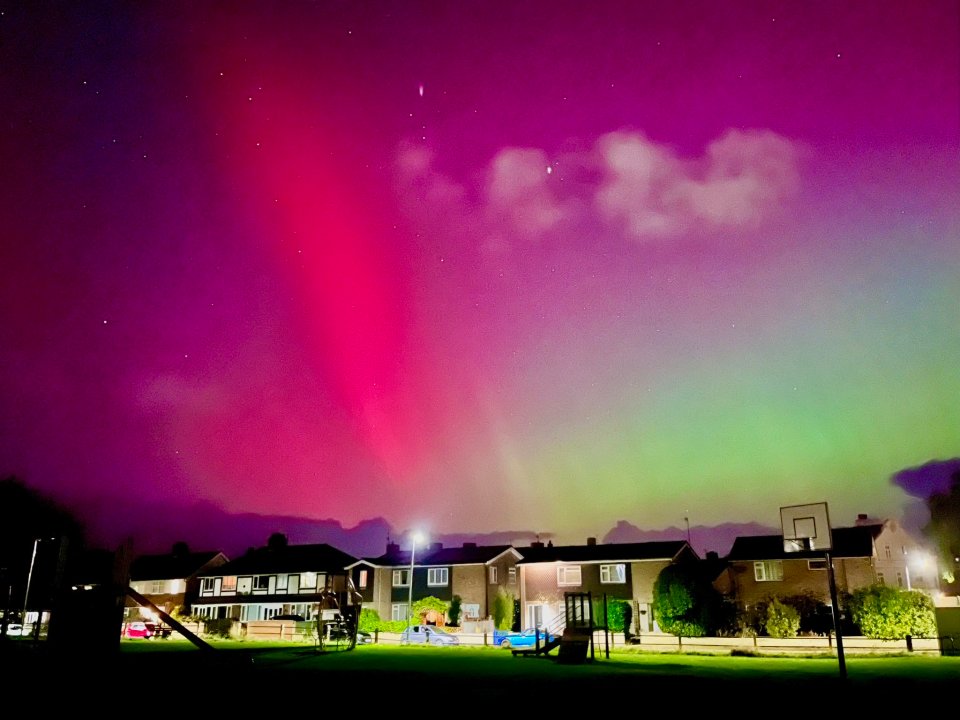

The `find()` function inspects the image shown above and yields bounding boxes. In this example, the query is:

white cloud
[486,147,566,239]
[596,128,800,238]
[394,128,800,249]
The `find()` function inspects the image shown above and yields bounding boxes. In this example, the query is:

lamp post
[23,537,54,626]
[406,532,423,640]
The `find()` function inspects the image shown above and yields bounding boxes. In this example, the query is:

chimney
[386,541,400,556]
[587,537,597,546]
[530,540,544,548]
[429,542,443,553]
[462,542,477,549]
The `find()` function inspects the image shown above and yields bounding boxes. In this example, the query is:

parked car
[3,623,26,637]
[122,621,158,639]
[399,624,460,646]
[493,627,555,649]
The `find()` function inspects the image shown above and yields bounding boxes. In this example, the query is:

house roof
[516,540,694,564]
[129,550,226,581]
[725,524,884,561]
[201,543,357,576]
[360,543,519,568]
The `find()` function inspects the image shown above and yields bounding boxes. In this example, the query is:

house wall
[451,565,485,618]
[728,557,877,608]
[485,555,520,612]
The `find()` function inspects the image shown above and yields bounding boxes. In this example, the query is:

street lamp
[406,532,424,640]
[23,537,55,627]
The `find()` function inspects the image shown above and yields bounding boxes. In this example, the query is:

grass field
[6,638,959,712]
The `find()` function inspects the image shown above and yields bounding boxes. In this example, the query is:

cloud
[891,458,960,498]
[395,127,801,250]
[486,148,566,239]
[596,129,800,238]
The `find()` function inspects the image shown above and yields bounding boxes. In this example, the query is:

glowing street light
[406,532,424,640]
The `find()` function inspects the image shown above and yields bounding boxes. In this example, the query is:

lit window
[253,575,270,591]
[393,569,410,587]
[391,603,409,621]
[557,566,582,586]
[222,576,237,592]
[150,581,164,594]
[489,566,498,583]
[358,570,368,589]
[600,564,626,583]
[275,575,288,591]
[301,572,317,591]
[753,561,783,582]
[427,568,448,586]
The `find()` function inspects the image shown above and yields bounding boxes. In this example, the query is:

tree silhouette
[267,532,289,551]
[923,468,960,587]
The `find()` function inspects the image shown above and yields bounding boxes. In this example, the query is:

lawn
[6,638,958,712]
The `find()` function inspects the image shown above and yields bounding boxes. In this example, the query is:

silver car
[399,624,460,646]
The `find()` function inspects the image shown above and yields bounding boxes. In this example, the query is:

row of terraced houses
[125,513,950,637]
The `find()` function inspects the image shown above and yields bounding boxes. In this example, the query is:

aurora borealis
[2,1,958,555]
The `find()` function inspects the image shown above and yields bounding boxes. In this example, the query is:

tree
[848,585,938,640]
[492,589,514,630]
[652,562,727,637]
[924,467,960,587]
[448,595,462,626]
[267,532,289,551]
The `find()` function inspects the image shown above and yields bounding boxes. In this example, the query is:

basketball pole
[824,549,847,679]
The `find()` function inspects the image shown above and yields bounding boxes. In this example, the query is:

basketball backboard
[781,502,832,552]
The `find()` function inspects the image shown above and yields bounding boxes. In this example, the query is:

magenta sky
[2,1,958,555]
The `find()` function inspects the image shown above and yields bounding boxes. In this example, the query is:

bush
[603,600,631,633]
[358,608,381,633]
[849,585,937,639]
[765,598,800,638]
[652,562,726,637]
[203,618,234,638]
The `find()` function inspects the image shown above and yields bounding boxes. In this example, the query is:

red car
[121,621,153,639]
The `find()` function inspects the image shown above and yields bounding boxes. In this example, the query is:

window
[201,578,214,592]
[557,565,582,586]
[253,575,270,591]
[885,545,892,559]
[391,603,409,621]
[222,576,237,592]
[600,564,626,584]
[807,560,827,570]
[427,568,448,586]
[753,561,783,582]
[508,567,517,584]
[896,572,903,588]
[393,569,410,587]
[877,572,885,585]
[275,574,288,591]
[150,580,164,594]
[358,570,368,589]
[301,572,317,591]
[489,566,497,583]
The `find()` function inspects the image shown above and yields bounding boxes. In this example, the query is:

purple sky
[2,1,958,558]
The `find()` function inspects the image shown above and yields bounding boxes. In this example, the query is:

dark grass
[5,639,958,712]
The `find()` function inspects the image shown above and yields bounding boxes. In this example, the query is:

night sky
[2,1,958,557]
